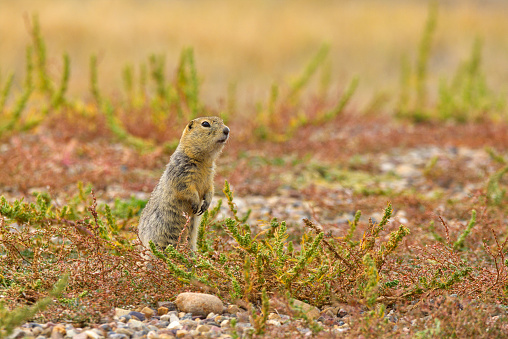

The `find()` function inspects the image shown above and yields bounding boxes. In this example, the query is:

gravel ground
[5,145,505,338]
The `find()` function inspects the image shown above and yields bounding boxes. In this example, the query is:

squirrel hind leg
[188,214,202,251]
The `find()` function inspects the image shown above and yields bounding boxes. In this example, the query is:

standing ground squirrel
[138,116,229,251]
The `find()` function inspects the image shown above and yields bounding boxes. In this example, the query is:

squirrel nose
[223,127,230,135]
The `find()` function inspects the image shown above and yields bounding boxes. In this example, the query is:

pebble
[109,334,128,339]
[266,319,281,326]
[175,329,188,338]
[291,299,321,320]
[128,319,146,331]
[159,314,171,322]
[167,321,182,330]
[115,308,130,318]
[157,307,169,316]
[157,301,177,312]
[83,330,103,339]
[175,292,224,317]
[129,311,146,321]
[226,304,240,314]
[141,306,155,319]
[8,300,355,339]
[196,324,211,332]
[115,328,135,336]
[268,312,281,320]
[338,308,348,318]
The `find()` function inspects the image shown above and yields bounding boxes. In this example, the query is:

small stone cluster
[8,292,351,339]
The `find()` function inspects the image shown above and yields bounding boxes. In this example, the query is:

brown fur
[138,116,229,251]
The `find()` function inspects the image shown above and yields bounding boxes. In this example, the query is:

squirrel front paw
[191,201,200,215]
[197,200,210,216]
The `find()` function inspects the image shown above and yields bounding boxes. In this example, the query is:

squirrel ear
[188,121,194,130]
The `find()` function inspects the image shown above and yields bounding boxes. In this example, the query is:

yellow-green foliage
[397,1,506,123]
[151,181,411,307]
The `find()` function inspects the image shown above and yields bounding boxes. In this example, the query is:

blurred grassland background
[1,0,507,112]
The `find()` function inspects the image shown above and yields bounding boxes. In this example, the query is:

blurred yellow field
[1,0,507,107]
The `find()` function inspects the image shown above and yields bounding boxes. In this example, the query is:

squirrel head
[180,116,230,161]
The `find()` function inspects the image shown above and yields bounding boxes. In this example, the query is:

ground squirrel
[138,116,229,251]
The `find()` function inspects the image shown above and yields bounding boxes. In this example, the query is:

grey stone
[115,328,135,336]
[128,311,146,321]
[108,334,128,339]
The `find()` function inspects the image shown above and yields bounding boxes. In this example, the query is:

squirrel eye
[201,121,211,127]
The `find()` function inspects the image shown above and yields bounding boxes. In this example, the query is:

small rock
[159,334,175,339]
[66,329,79,337]
[220,319,230,328]
[268,313,281,320]
[84,330,103,339]
[158,334,175,339]
[119,315,131,323]
[98,323,112,332]
[209,326,222,336]
[180,319,197,327]
[206,321,220,328]
[92,328,105,336]
[132,330,149,339]
[235,322,254,332]
[52,324,66,335]
[147,331,160,339]
[115,328,135,336]
[142,306,155,319]
[115,308,131,318]
[158,301,177,312]
[214,315,225,324]
[109,334,128,339]
[168,311,179,323]
[128,319,145,331]
[167,321,182,330]
[175,293,224,317]
[188,329,200,337]
[180,313,193,320]
[156,321,169,329]
[291,299,320,320]
[175,329,188,338]
[160,314,172,322]
[148,327,159,334]
[337,308,348,318]
[129,311,146,321]
[334,323,350,332]
[320,306,338,318]
[158,307,169,316]
[226,305,240,314]
[32,326,43,336]
[266,319,281,326]
[196,324,211,333]
[50,325,65,339]
[72,333,89,339]
[206,312,217,319]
